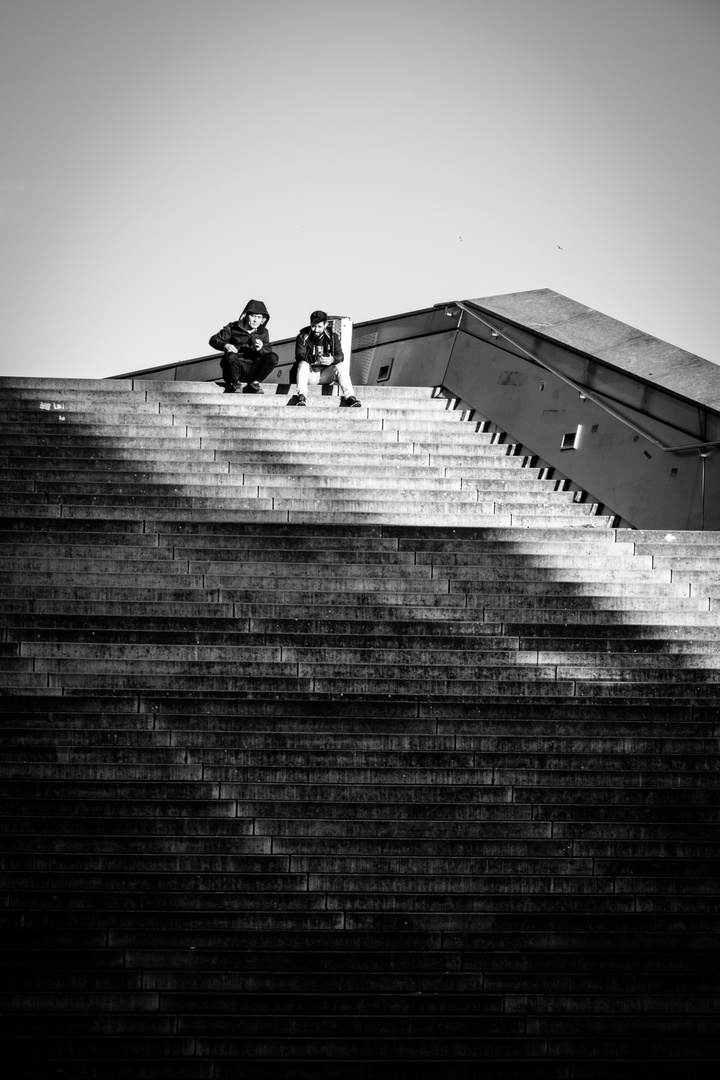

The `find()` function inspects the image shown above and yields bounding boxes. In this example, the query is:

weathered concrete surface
[472,288,720,409]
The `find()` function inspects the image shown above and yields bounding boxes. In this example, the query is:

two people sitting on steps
[210,302,361,407]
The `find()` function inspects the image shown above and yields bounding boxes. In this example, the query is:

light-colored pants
[296,361,354,398]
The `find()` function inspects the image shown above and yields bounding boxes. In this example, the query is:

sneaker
[242,381,264,394]
[290,393,307,407]
[340,395,361,408]
[223,383,238,394]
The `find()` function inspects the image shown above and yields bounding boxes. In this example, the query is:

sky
[1,0,719,379]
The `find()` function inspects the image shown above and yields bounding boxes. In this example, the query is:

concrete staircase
[0,378,618,526]
[1,377,719,1077]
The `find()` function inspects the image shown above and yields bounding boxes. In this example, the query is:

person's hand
[253,338,263,351]
[224,344,238,354]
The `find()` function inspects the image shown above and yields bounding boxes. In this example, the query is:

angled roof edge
[468,289,720,410]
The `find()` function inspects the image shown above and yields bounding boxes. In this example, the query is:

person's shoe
[340,395,361,407]
[223,382,238,394]
[290,393,307,406]
[242,381,264,394]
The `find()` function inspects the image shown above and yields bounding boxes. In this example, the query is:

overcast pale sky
[1,0,718,379]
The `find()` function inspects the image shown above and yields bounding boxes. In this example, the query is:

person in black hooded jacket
[209,299,278,393]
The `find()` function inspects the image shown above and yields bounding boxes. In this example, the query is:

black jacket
[291,325,343,384]
[209,299,272,356]
[294,325,343,366]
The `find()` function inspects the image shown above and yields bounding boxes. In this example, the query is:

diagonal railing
[454,301,720,456]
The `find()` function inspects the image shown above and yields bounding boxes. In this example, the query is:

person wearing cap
[290,310,361,407]
[209,298,278,393]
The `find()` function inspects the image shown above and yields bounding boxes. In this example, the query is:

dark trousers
[220,350,278,387]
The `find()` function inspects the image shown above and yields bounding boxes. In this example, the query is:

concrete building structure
[116,289,720,531]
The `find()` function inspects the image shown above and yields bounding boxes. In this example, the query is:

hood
[241,298,270,323]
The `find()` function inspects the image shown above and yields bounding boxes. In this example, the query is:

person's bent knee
[220,356,241,382]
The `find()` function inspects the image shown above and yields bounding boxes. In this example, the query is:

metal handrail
[454,301,720,455]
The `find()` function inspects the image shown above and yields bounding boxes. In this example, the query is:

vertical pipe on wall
[700,451,707,531]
